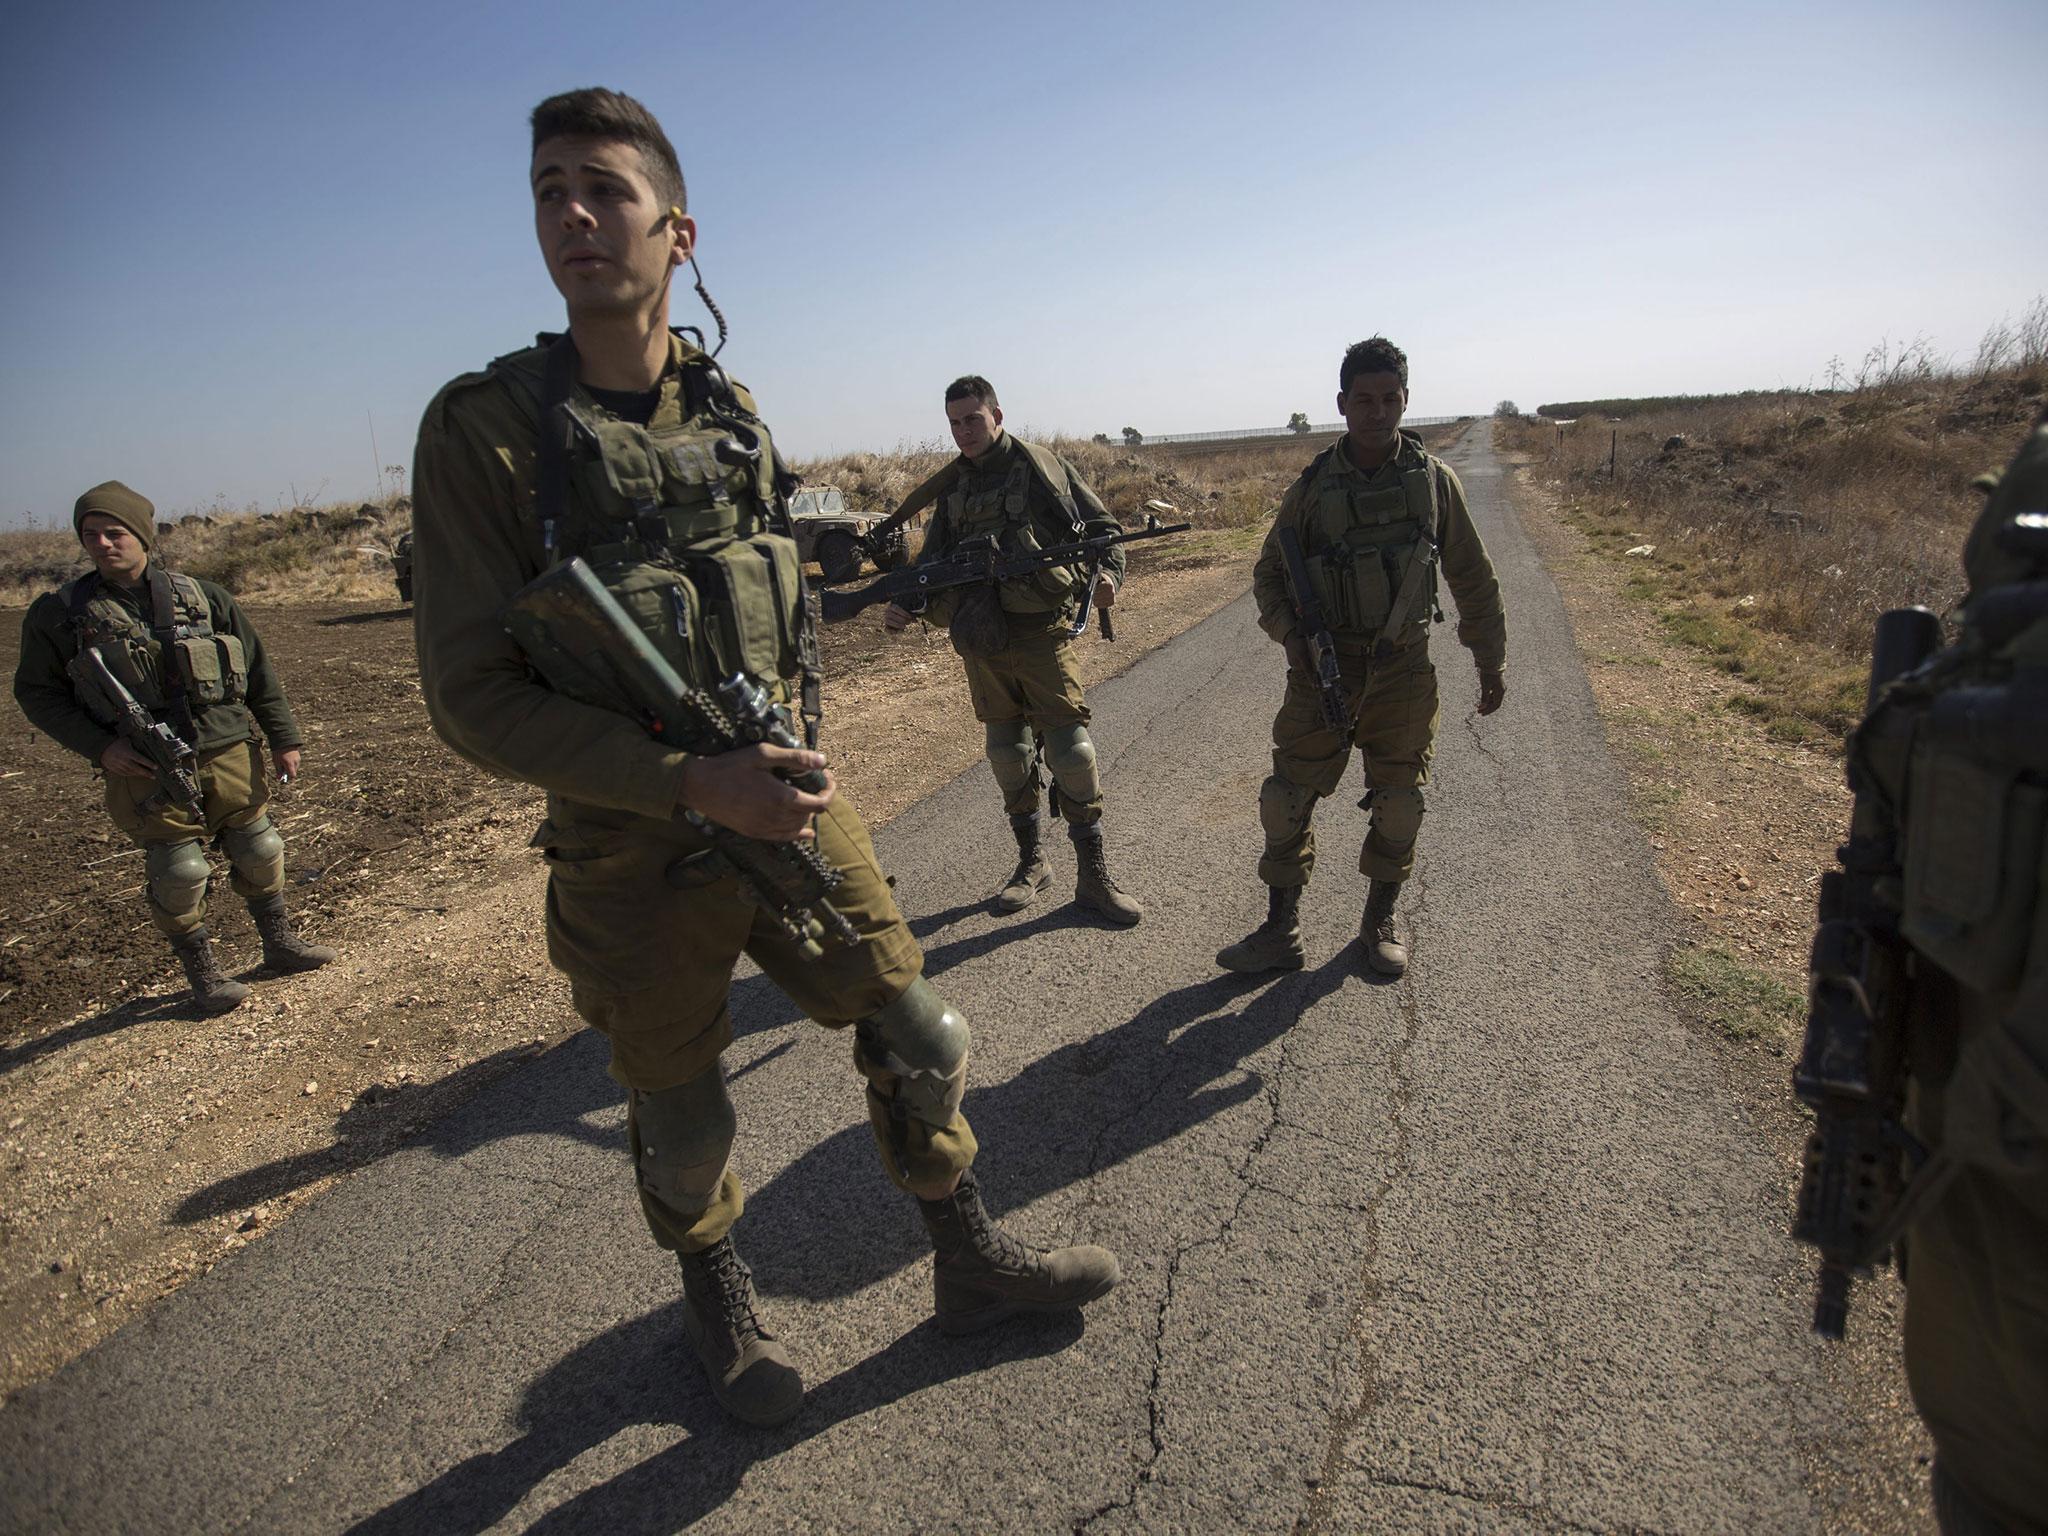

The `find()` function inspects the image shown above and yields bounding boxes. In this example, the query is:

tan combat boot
[1216,886,1306,972]
[1361,879,1407,976]
[1070,822,1143,926]
[678,1235,804,1427]
[249,895,337,974]
[916,1168,1121,1334]
[170,927,250,1015]
[994,812,1053,913]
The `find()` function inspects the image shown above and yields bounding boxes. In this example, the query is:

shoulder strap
[64,572,102,621]
[1016,440,1083,536]
[533,335,581,559]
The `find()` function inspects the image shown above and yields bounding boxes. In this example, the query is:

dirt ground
[0,537,1261,1399]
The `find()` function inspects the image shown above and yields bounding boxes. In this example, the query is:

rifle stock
[504,557,855,957]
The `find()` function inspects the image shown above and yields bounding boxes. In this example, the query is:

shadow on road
[342,1302,1085,1536]
[173,1040,620,1224]
[734,956,1352,1303]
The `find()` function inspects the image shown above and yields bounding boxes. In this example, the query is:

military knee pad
[983,722,1037,797]
[855,975,970,1131]
[221,814,285,888]
[145,840,211,921]
[630,1063,738,1216]
[1042,723,1100,802]
[1258,775,1319,843]
[1370,784,1427,847]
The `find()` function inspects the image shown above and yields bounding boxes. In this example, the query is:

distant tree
[1121,426,1144,447]
[1493,400,1521,419]
[1287,412,1311,434]
[1091,432,1112,445]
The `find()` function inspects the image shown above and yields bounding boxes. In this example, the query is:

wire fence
[1132,415,1468,445]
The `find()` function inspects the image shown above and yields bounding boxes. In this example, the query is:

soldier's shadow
[172,1040,622,1224]
[315,609,413,626]
[0,989,201,1075]
[731,956,1350,1304]
[342,1302,1084,1536]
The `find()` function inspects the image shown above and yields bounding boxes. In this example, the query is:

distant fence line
[1132,415,1466,445]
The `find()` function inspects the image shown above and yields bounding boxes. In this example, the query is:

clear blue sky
[3,0,2042,525]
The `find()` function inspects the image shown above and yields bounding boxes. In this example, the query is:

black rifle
[67,644,204,817]
[504,557,858,960]
[819,513,1189,640]
[1790,605,1944,1339]
[1275,526,1351,734]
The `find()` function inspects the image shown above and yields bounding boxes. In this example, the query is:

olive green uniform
[1249,429,1505,887]
[1858,416,2048,1534]
[915,431,1125,826]
[13,566,304,936]
[412,333,976,1254]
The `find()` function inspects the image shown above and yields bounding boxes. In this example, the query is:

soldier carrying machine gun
[819,508,1188,640]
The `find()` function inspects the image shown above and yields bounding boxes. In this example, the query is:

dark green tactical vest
[1295,436,1442,647]
[494,334,817,743]
[943,440,1085,614]
[63,565,248,723]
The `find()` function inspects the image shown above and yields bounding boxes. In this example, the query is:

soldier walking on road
[12,482,337,1014]
[1217,337,1506,977]
[410,89,1118,1429]
[881,378,1143,925]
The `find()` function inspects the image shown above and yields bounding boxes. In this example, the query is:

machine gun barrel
[818,514,1189,624]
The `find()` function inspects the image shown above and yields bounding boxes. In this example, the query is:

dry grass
[0,499,411,608]
[1499,347,2043,740]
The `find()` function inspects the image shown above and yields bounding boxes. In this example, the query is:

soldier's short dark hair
[530,87,686,213]
[945,376,1000,411]
[1340,337,1409,394]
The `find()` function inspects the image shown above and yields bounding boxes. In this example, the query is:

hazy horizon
[3,0,2042,527]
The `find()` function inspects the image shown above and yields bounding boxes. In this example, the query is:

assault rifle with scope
[504,556,859,960]
[66,644,205,818]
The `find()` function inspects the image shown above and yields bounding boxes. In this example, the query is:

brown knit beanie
[73,481,156,551]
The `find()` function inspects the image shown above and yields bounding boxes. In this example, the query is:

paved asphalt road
[2,428,1863,1533]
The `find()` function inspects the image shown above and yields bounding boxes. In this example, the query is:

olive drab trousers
[538,793,977,1252]
[1257,645,1439,889]
[962,625,1103,826]
[104,738,280,937]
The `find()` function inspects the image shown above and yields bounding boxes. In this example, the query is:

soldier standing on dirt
[409,88,1118,1429]
[1216,337,1506,977]
[11,482,337,1013]
[881,378,1143,926]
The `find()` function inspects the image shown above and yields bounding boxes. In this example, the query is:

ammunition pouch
[949,582,1011,659]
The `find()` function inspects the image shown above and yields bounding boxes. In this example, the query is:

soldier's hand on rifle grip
[1476,670,1506,716]
[680,744,835,842]
[881,602,916,635]
[1092,575,1116,612]
[99,738,157,779]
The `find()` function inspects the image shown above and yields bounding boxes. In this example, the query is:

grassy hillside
[1499,341,2044,742]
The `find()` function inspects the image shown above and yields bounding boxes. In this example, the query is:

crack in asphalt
[226,1188,572,1535]
[1359,1471,1635,1535]
[1293,873,1428,1536]
[1072,1005,1299,1533]
[1094,647,1242,782]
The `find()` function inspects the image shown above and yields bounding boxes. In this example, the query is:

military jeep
[787,485,907,585]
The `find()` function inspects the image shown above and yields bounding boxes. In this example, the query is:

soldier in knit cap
[12,481,336,1012]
